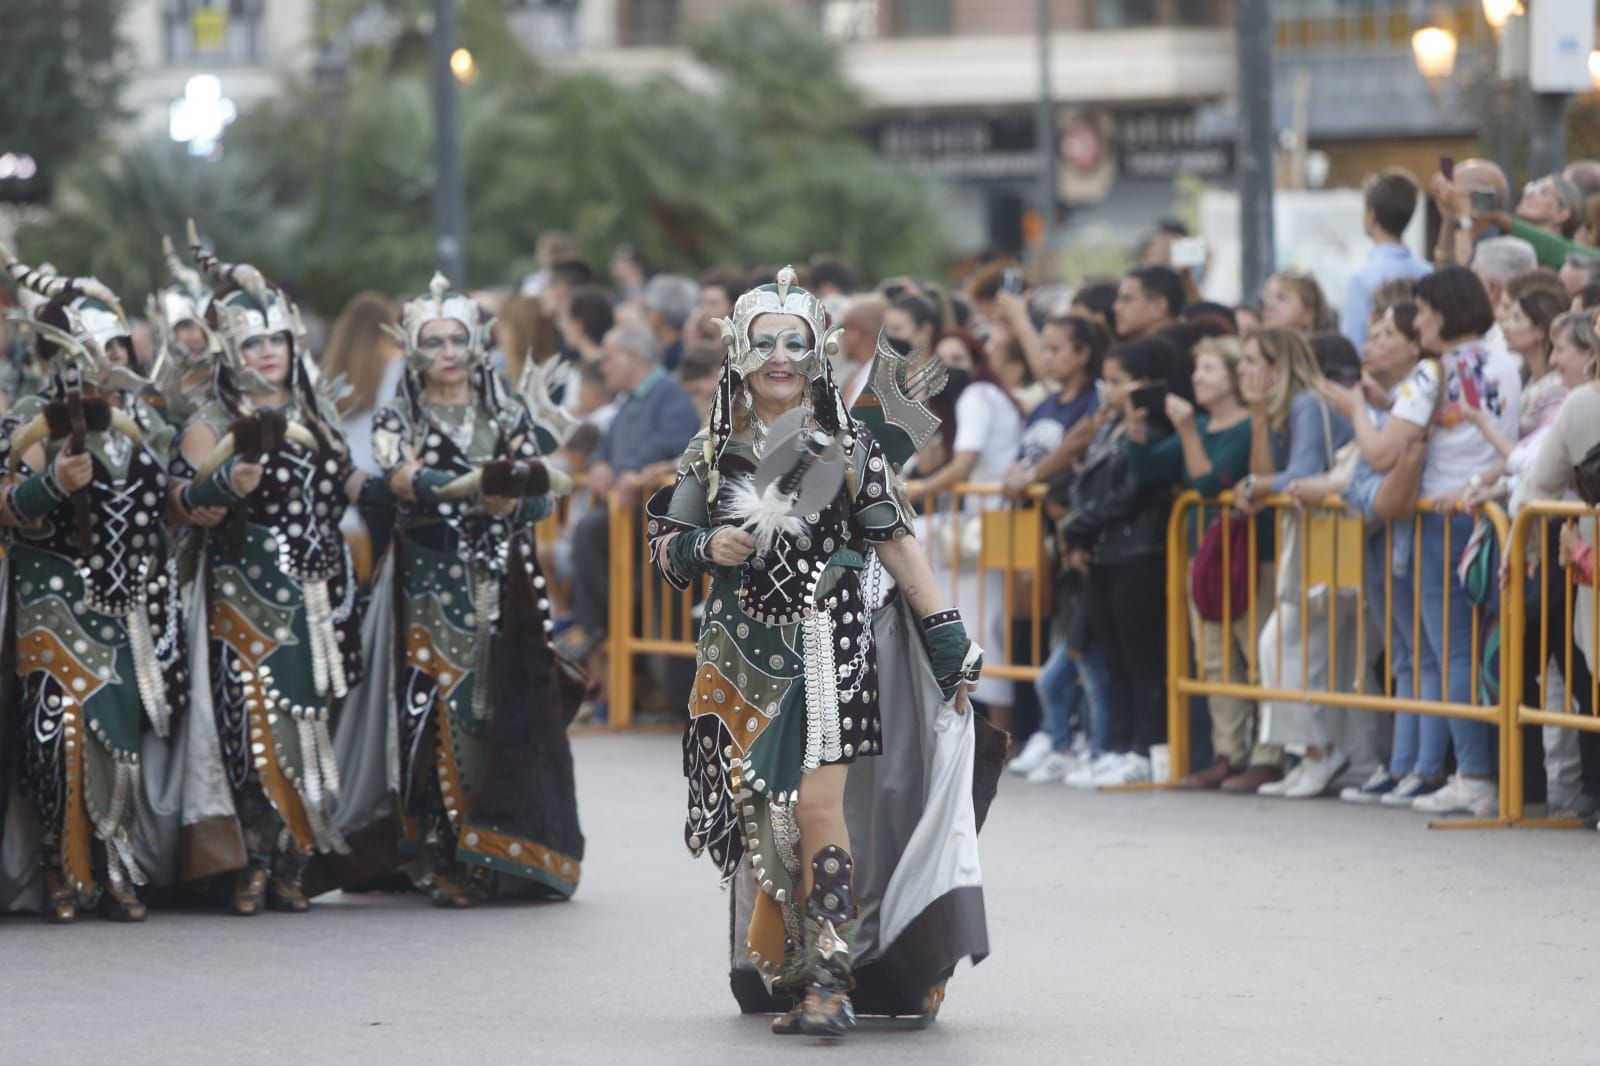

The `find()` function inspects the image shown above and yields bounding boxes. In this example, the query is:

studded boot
[795,845,858,1038]
[267,844,310,913]
[100,876,147,922]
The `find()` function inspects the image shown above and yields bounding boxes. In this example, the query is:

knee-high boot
[773,845,858,1037]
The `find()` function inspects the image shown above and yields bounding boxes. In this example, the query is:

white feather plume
[724,477,806,557]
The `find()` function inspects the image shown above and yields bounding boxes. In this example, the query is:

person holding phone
[1126,337,1282,790]
[1061,337,1188,786]
[1404,267,1522,816]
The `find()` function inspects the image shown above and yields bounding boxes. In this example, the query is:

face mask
[886,335,914,357]
[940,366,972,398]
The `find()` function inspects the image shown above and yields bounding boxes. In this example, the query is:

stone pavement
[4,730,1598,1065]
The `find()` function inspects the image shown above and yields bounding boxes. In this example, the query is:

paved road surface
[5,731,1599,1065]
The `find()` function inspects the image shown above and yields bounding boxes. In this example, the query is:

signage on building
[869,114,1040,181]
[191,7,230,52]
[1114,108,1234,180]
[868,106,1233,191]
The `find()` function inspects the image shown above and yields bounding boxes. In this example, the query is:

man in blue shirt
[1341,170,1432,351]
[569,323,702,665]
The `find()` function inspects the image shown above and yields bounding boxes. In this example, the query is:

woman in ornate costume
[342,273,584,907]
[647,268,996,1038]
[175,221,365,915]
[0,247,190,921]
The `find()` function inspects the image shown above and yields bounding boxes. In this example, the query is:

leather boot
[268,847,311,913]
[44,865,77,925]
[100,879,147,922]
[230,865,269,916]
[795,846,858,1038]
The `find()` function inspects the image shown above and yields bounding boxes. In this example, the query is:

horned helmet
[186,219,313,399]
[1,242,149,394]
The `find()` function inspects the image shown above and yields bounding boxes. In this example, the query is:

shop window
[621,0,680,46]
[162,0,264,65]
[821,0,879,40]
[891,0,951,35]
[1094,0,1158,26]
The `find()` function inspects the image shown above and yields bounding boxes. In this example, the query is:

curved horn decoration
[108,411,145,448]
[163,234,208,301]
[192,432,236,482]
[187,218,227,288]
[547,466,575,497]
[13,315,93,368]
[435,469,483,500]
[1,241,67,300]
[283,423,320,453]
[6,415,50,472]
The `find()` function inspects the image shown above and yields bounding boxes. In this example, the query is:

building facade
[120,0,318,147]
[558,0,1238,253]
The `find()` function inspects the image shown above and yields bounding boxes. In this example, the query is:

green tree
[0,0,128,203]
[19,5,947,315]
[13,139,292,311]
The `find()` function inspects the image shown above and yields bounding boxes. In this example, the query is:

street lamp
[450,46,478,84]
[1482,0,1523,33]
[1412,26,1458,99]
[1589,50,1600,93]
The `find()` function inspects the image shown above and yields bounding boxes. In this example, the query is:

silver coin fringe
[470,572,499,722]
[302,578,347,699]
[126,606,172,738]
[801,611,841,772]
[293,708,350,855]
[96,754,148,888]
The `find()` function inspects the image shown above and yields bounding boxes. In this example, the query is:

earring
[741,383,754,415]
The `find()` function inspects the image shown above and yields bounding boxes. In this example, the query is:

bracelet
[694,528,719,566]
[41,464,70,503]
[920,608,961,632]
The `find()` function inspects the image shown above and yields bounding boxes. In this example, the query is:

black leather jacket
[1063,420,1172,565]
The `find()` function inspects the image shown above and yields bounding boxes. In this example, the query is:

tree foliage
[0,0,128,203]
[13,139,293,312]
[17,5,947,315]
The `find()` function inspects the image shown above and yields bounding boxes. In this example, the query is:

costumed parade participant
[647,267,998,1038]
[145,235,218,429]
[176,221,365,915]
[340,272,583,907]
[0,247,189,921]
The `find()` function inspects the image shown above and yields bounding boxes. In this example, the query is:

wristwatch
[1238,474,1258,501]
[1456,216,1474,231]
[1468,473,1483,490]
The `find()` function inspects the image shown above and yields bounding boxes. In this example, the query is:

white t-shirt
[952,381,1023,506]
[1412,341,1523,498]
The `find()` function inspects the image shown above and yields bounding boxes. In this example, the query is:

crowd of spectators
[11,157,1599,811]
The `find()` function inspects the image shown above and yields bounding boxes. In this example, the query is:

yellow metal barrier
[607,480,1055,729]
[1505,501,1600,825]
[1164,491,1513,824]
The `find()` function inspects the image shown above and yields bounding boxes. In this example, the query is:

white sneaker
[1026,750,1079,784]
[1007,732,1053,776]
[1379,772,1443,808]
[1412,774,1498,816]
[1258,760,1305,797]
[1065,752,1116,789]
[1095,752,1152,786]
[1283,751,1348,799]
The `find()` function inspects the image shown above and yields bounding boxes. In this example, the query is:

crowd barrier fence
[340,473,1600,825]
[1164,491,1513,827]
[605,479,1054,728]
[1504,500,1600,825]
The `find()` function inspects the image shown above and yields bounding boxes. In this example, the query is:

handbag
[1574,440,1600,506]
[1191,511,1250,623]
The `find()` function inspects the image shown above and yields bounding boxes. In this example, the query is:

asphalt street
[4,730,1599,1065]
